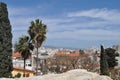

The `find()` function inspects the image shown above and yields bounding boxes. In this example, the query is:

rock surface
[1,69,112,80]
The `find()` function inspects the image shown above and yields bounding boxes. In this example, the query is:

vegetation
[28,19,47,75]
[45,52,98,74]
[14,73,21,78]
[105,48,119,68]
[46,55,80,73]
[79,49,85,55]
[1,2,119,78]
[100,45,109,76]
[0,2,13,77]
[105,48,119,79]
[14,35,34,77]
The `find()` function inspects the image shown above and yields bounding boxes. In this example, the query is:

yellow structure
[12,67,35,77]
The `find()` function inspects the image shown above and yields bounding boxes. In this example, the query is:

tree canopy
[100,45,109,76]
[0,2,13,77]
[105,48,119,68]
[14,35,34,77]
[28,19,47,75]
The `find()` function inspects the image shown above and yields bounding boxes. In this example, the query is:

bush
[15,73,21,78]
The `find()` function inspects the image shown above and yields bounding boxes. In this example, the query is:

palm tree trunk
[23,58,26,77]
[36,45,39,75]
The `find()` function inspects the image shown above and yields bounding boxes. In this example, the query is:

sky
[1,0,120,49]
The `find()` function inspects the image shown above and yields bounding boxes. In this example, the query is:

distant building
[12,52,34,77]
[12,67,35,77]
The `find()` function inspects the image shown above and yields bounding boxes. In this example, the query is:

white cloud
[42,9,120,32]
[8,7,120,43]
[47,29,120,40]
[8,7,36,16]
[10,17,36,31]
[67,8,120,24]
[12,30,28,43]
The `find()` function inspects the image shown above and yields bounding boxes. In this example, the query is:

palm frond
[28,19,47,48]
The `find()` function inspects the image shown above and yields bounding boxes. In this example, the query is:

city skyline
[3,0,120,49]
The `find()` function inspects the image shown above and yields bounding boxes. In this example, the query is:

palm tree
[28,19,47,75]
[14,35,34,77]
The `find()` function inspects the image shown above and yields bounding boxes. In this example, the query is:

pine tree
[0,2,13,77]
[100,45,109,76]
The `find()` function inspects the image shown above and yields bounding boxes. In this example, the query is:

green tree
[28,19,47,75]
[100,45,109,76]
[0,2,13,77]
[79,49,85,55]
[14,35,34,77]
[14,73,21,78]
[105,48,119,68]
[105,48,119,79]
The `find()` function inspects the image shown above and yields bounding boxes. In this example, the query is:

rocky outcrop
[1,69,112,80]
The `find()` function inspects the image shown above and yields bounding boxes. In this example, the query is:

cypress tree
[0,2,13,77]
[100,45,109,76]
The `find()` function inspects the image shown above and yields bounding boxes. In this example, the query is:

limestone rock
[0,69,112,80]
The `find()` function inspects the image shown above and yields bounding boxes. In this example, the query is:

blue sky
[2,0,120,49]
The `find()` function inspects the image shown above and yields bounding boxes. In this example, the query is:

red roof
[56,53,80,57]
[12,52,31,58]
[55,50,80,57]
[12,52,21,58]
